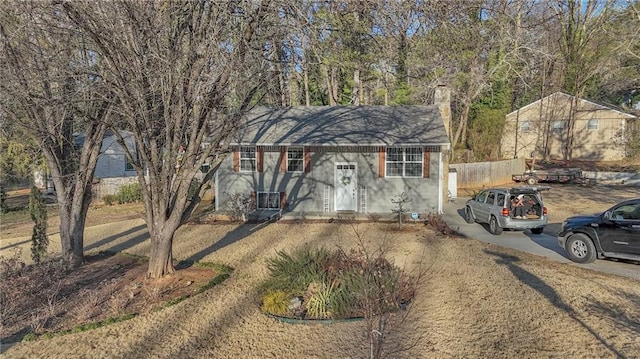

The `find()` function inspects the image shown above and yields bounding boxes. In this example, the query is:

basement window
[257,192,280,210]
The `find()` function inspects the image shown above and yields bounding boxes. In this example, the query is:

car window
[497,193,505,207]
[487,192,496,205]
[612,203,640,221]
[476,191,488,203]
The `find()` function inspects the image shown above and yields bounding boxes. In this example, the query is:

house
[214,100,451,217]
[92,131,137,179]
[34,131,138,196]
[502,92,638,161]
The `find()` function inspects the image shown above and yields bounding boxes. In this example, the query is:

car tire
[565,233,597,263]
[489,216,503,235]
[526,177,537,185]
[464,207,475,224]
[530,227,544,234]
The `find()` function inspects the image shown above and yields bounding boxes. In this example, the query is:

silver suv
[464,187,549,235]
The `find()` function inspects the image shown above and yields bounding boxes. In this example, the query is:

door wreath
[340,176,351,186]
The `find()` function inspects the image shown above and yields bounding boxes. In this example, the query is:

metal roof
[232,106,450,147]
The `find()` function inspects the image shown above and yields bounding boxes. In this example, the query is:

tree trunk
[331,66,339,105]
[58,199,73,259]
[147,228,176,278]
[352,68,360,105]
[323,65,334,105]
[304,66,310,106]
[68,182,94,267]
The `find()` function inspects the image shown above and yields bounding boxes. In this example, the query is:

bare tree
[0,1,113,267]
[552,0,621,159]
[63,0,276,278]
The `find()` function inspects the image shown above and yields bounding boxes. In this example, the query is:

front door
[335,163,357,211]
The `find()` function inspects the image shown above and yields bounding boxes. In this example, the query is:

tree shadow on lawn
[84,224,148,252]
[484,249,627,358]
[180,220,275,266]
[117,222,316,359]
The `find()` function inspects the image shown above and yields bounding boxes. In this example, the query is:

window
[587,119,599,130]
[386,147,423,177]
[551,121,565,134]
[487,192,496,205]
[287,147,304,172]
[125,159,134,172]
[240,146,256,172]
[519,121,531,132]
[257,192,280,210]
[612,203,640,221]
[200,163,211,173]
[475,191,488,203]
[497,193,505,207]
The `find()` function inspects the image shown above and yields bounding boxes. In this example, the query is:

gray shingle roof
[233,106,450,146]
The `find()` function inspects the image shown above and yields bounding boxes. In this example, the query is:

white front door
[335,163,357,211]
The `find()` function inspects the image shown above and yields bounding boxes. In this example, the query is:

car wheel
[565,233,597,263]
[464,207,475,224]
[526,177,537,185]
[530,227,544,234]
[489,216,503,235]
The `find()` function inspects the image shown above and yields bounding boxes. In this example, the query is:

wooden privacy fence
[451,158,525,189]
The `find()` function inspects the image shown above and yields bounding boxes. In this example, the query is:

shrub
[187,179,202,201]
[223,193,254,221]
[367,213,382,222]
[305,281,338,319]
[115,183,142,204]
[102,194,117,206]
[261,290,290,316]
[424,213,456,236]
[262,247,331,295]
[260,246,415,320]
[29,186,48,264]
[0,187,7,214]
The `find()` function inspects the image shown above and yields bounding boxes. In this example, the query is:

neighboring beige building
[502,92,637,161]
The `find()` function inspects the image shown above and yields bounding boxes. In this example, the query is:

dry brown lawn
[1,184,639,358]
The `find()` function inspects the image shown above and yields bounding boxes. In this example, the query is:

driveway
[443,197,640,280]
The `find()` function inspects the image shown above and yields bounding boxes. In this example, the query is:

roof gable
[507,92,637,118]
[233,106,450,147]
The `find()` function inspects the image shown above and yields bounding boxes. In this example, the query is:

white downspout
[438,151,443,214]
[215,170,219,211]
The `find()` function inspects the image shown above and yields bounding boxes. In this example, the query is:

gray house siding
[215,105,450,217]
[94,133,137,179]
[216,147,442,215]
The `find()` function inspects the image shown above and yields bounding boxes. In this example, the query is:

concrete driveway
[443,197,640,280]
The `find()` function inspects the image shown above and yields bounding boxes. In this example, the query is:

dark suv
[558,198,640,263]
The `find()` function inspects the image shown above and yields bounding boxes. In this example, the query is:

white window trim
[385,147,423,178]
[587,119,599,130]
[240,146,256,172]
[287,147,304,172]
[257,191,280,210]
[519,121,531,132]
